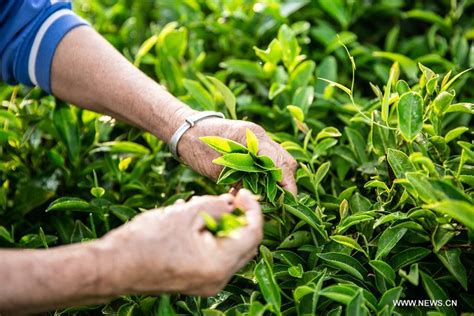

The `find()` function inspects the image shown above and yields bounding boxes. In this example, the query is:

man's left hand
[177,116,298,196]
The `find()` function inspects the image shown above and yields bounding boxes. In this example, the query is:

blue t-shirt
[0,0,88,94]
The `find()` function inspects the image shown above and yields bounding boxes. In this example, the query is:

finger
[280,165,298,196]
[218,189,263,253]
[259,142,298,196]
[191,194,236,229]
[174,199,186,205]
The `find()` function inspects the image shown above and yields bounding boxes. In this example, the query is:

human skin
[0,190,262,314]
[0,25,296,313]
[50,26,298,195]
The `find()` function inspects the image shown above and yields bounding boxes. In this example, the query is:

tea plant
[1,0,473,315]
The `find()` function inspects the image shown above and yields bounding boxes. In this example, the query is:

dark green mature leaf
[390,247,432,270]
[346,289,366,316]
[255,259,281,313]
[284,204,327,240]
[369,260,396,287]
[387,149,416,178]
[345,127,368,163]
[421,272,456,316]
[317,252,367,280]
[397,92,423,142]
[378,286,402,312]
[375,226,408,259]
[0,226,13,243]
[337,213,374,234]
[53,104,81,165]
[436,249,468,290]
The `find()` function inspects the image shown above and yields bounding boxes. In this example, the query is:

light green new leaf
[207,76,237,119]
[330,235,368,256]
[314,161,331,186]
[278,24,300,70]
[183,79,215,110]
[212,153,260,172]
[444,126,468,143]
[200,136,247,154]
[318,78,352,96]
[97,141,150,155]
[46,197,91,212]
[397,92,423,142]
[287,105,305,122]
[290,60,316,89]
[424,200,474,230]
[337,214,374,234]
[221,59,264,78]
[316,127,341,143]
[382,62,399,122]
[246,129,259,155]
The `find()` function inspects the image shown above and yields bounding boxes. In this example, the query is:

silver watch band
[169,111,225,160]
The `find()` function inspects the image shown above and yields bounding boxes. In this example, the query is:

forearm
[0,241,115,314]
[50,26,196,143]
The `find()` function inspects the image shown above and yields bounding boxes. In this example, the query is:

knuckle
[246,123,266,136]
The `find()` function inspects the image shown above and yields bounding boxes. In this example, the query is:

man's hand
[100,189,262,296]
[177,116,298,195]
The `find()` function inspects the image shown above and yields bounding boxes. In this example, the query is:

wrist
[158,102,198,144]
[86,238,125,298]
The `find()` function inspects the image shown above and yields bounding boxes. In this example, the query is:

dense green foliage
[1,0,473,315]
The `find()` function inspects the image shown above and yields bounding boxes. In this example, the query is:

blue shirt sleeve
[0,0,89,94]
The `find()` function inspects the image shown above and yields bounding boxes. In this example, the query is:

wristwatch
[169,111,225,160]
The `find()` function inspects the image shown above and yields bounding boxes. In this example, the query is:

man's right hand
[98,189,263,297]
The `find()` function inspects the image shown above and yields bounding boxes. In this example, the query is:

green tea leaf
[200,136,247,154]
[317,252,367,280]
[436,248,468,290]
[46,197,91,212]
[390,247,431,270]
[424,200,474,230]
[255,259,281,312]
[375,226,408,259]
[246,128,259,155]
[397,92,423,142]
[184,79,215,110]
[207,76,237,119]
[212,153,261,172]
[387,148,416,178]
[369,260,396,287]
[330,235,367,256]
[421,272,456,316]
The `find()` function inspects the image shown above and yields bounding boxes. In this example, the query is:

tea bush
[1,0,473,315]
